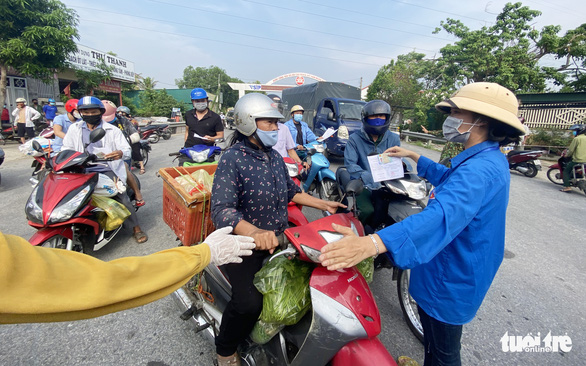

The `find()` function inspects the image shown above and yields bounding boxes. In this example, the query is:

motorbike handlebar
[169,152,181,156]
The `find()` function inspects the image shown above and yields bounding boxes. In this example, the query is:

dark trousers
[356,188,389,231]
[418,306,463,366]
[131,142,143,162]
[215,250,268,356]
[563,161,579,187]
[17,123,35,139]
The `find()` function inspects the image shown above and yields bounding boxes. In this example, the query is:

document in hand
[367,154,404,182]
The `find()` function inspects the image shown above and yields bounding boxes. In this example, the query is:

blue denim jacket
[284,119,317,145]
[378,141,509,324]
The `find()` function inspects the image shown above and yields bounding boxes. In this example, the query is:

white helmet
[233,93,284,136]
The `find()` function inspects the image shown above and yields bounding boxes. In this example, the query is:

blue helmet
[190,88,208,100]
[77,96,106,113]
[48,98,56,104]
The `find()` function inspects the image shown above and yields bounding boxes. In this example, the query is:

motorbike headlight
[403,180,428,201]
[25,186,43,224]
[301,245,322,263]
[286,162,299,177]
[315,144,325,153]
[48,185,92,224]
[189,150,209,163]
[337,126,349,140]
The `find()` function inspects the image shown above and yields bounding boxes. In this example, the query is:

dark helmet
[570,124,586,136]
[362,100,392,135]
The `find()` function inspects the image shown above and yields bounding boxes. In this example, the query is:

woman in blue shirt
[318,82,525,366]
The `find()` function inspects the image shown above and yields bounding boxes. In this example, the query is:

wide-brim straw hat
[436,82,524,134]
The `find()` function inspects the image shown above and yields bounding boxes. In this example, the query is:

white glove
[205,226,256,266]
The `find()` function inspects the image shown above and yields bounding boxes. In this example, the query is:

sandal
[560,188,572,192]
[139,168,146,175]
[135,199,146,207]
[133,231,148,243]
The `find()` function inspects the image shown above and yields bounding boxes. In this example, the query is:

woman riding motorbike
[210,93,344,366]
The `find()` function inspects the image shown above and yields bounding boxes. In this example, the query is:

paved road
[0,133,584,365]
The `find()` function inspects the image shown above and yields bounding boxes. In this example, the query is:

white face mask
[193,101,207,112]
[442,116,479,144]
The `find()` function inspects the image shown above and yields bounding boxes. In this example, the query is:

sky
[61,0,586,90]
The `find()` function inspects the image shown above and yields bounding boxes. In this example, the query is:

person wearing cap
[319,82,524,366]
[42,98,58,125]
[184,88,224,148]
[284,105,318,153]
[12,98,41,144]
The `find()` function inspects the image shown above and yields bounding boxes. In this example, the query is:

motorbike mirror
[89,128,106,144]
[345,179,364,196]
[32,140,44,153]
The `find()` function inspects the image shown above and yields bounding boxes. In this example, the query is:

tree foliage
[368,2,586,131]
[73,60,113,96]
[175,65,242,107]
[136,89,182,117]
[0,0,79,103]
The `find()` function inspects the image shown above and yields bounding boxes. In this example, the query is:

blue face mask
[256,128,279,147]
[367,117,386,126]
[293,114,303,123]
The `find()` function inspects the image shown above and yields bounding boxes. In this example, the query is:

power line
[72,5,408,61]
[295,0,436,30]
[146,0,440,52]
[80,18,387,67]
[241,0,453,41]
[385,0,490,22]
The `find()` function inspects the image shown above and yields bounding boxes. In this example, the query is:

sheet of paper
[367,154,404,182]
[317,127,337,141]
[193,132,212,141]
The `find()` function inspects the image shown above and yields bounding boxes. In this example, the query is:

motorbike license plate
[534,160,541,166]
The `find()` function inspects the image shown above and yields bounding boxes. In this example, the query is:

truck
[281,82,365,156]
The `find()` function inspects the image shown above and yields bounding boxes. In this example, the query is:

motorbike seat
[507,150,526,157]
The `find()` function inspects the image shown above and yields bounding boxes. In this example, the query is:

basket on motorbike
[158,164,216,246]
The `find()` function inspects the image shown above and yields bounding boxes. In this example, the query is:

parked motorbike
[283,157,310,227]
[1,124,19,144]
[25,128,141,255]
[335,160,430,343]
[506,149,544,177]
[174,207,397,365]
[158,124,172,140]
[139,124,161,143]
[298,141,339,202]
[547,150,586,193]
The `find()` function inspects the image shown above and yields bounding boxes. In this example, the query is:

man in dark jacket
[344,100,400,230]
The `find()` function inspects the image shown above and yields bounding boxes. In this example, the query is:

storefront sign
[98,80,122,93]
[67,44,135,82]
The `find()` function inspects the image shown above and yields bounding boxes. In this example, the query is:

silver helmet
[233,93,284,136]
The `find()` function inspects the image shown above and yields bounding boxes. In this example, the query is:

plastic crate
[159,164,217,246]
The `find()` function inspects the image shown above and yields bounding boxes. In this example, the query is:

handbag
[129,132,140,144]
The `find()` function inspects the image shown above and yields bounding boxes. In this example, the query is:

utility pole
[213,74,222,113]
[359,77,363,90]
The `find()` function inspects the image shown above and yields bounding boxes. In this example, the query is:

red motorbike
[507,149,544,177]
[174,176,397,365]
[547,150,586,193]
[284,157,309,227]
[25,128,141,254]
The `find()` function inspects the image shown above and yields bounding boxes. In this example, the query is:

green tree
[135,75,158,90]
[137,89,181,117]
[175,65,243,107]
[0,0,79,104]
[73,60,113,96]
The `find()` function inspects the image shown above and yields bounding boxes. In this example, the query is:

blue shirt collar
[451,140,500,169]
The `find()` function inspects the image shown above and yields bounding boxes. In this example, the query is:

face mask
[256,128,279,148]
[193,102,207,112]
[293,114,303,123]
[72,111,81,119]
[82,114,102,126]
[367,117,386,126]
[442,116,478,144]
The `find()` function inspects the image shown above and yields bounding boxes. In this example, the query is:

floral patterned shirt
[211,140,301,236]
